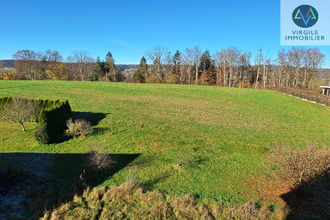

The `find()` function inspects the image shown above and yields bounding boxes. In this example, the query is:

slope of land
[0,80,329,208]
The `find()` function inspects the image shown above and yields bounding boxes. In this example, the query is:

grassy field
[0,80,329,207]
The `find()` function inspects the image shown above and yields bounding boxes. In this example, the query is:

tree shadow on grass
[49,112,108,144]
[50,153,140,187]
[0,152,140,219]
[72,111,108,126]
[281,169,330,220]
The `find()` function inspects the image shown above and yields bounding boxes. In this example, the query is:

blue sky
[1,0,330,66]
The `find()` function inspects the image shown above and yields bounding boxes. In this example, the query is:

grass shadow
[50,153,140,187]
[72,111,108,126]
[281,169,330,219]
[0,152,141,219]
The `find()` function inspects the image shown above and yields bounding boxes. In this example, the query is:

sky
[1,0,330,67]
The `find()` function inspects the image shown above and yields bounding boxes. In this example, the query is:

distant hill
[0,60,15,68]
[0,60,138,72]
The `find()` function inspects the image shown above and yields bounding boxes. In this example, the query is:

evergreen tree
[133,56,148,83]
[199,50,212,72]
[105,52,116,81]
[199,50,214,85]
[91,56,104,81]
[172,50,181,76]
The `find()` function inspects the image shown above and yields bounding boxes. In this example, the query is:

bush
[166,74,179,84]
[238,81,247,88]
[38,100,72,143]
[268,145,330,190]
[66,119,93,138]
[88,146,116,170]
[308,78,324,93]
[146,75,162,84]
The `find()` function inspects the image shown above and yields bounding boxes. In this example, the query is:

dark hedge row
[0,97,72,144]
[275,87,330,106]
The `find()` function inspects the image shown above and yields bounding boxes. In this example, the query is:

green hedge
[0,97,13,109]
[0,97,72,144]
[38,100,72,144]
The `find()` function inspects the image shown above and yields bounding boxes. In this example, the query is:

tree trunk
[263,64,266,89]
[20,122,26,132]
[195,63,198,85]
[255,66,260,89]
[229,66,232,87]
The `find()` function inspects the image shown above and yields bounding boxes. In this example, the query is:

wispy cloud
[106,38,143,53]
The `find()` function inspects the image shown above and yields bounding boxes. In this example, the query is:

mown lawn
[0,80,329,206]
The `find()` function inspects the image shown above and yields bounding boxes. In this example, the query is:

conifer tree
[133,56,148,83]
[91,56,104,81]
[172,50,181,76]
[105,52,116,81]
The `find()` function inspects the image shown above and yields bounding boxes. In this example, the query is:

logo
[292,5,318,28]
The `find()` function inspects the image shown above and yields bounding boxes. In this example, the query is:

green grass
[0,80,329,205]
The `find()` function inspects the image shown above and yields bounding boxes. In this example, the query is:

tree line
[2,46,327,91]
[7,50,124,82]
[134,46,326,90]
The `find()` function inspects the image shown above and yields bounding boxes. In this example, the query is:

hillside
[0,81,329,218]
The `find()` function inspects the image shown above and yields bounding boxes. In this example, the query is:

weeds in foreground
[268,145,330,191]
[42,183,286,220]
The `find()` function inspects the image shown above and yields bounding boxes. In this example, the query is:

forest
[0,46,328,94]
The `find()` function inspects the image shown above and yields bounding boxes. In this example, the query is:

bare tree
[255,48,263,88]
[213,50,223,86]
[192,46,201,85]
[181,48,194,84]
[0,98,38,131]
[42,49,65,80]
[227,47,240,87]
[238,52,251,84]
[12,50,42,80]
[146,46,169,80]
[287,47,304,87]
[276,49,286,87]
[262,51,272,89]
[67,51,94,81]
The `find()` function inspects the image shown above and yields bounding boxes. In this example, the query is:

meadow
[0,80,329,208]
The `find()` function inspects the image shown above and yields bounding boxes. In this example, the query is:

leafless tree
[262,51,272,89]
[213,50,223,86]
[238,52,251,84]
[276,49,286,87]
[192,46,201,85]
[287,47,304,87]
[67,51,95,81]
[227,47,240,87]
[181,48,194,84]
[0,98,38,131]
[12,50,42,80]
[146,46,169,80]
[255,48,263,88]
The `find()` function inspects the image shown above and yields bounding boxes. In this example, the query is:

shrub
[38,100,72,143]
[88,146,116,171]
[146,75,162,84]
[66,119,93,138]
[308,78,324,93]
[166,74,179,84]
[268,145,330,190]
[238,81,247,88]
